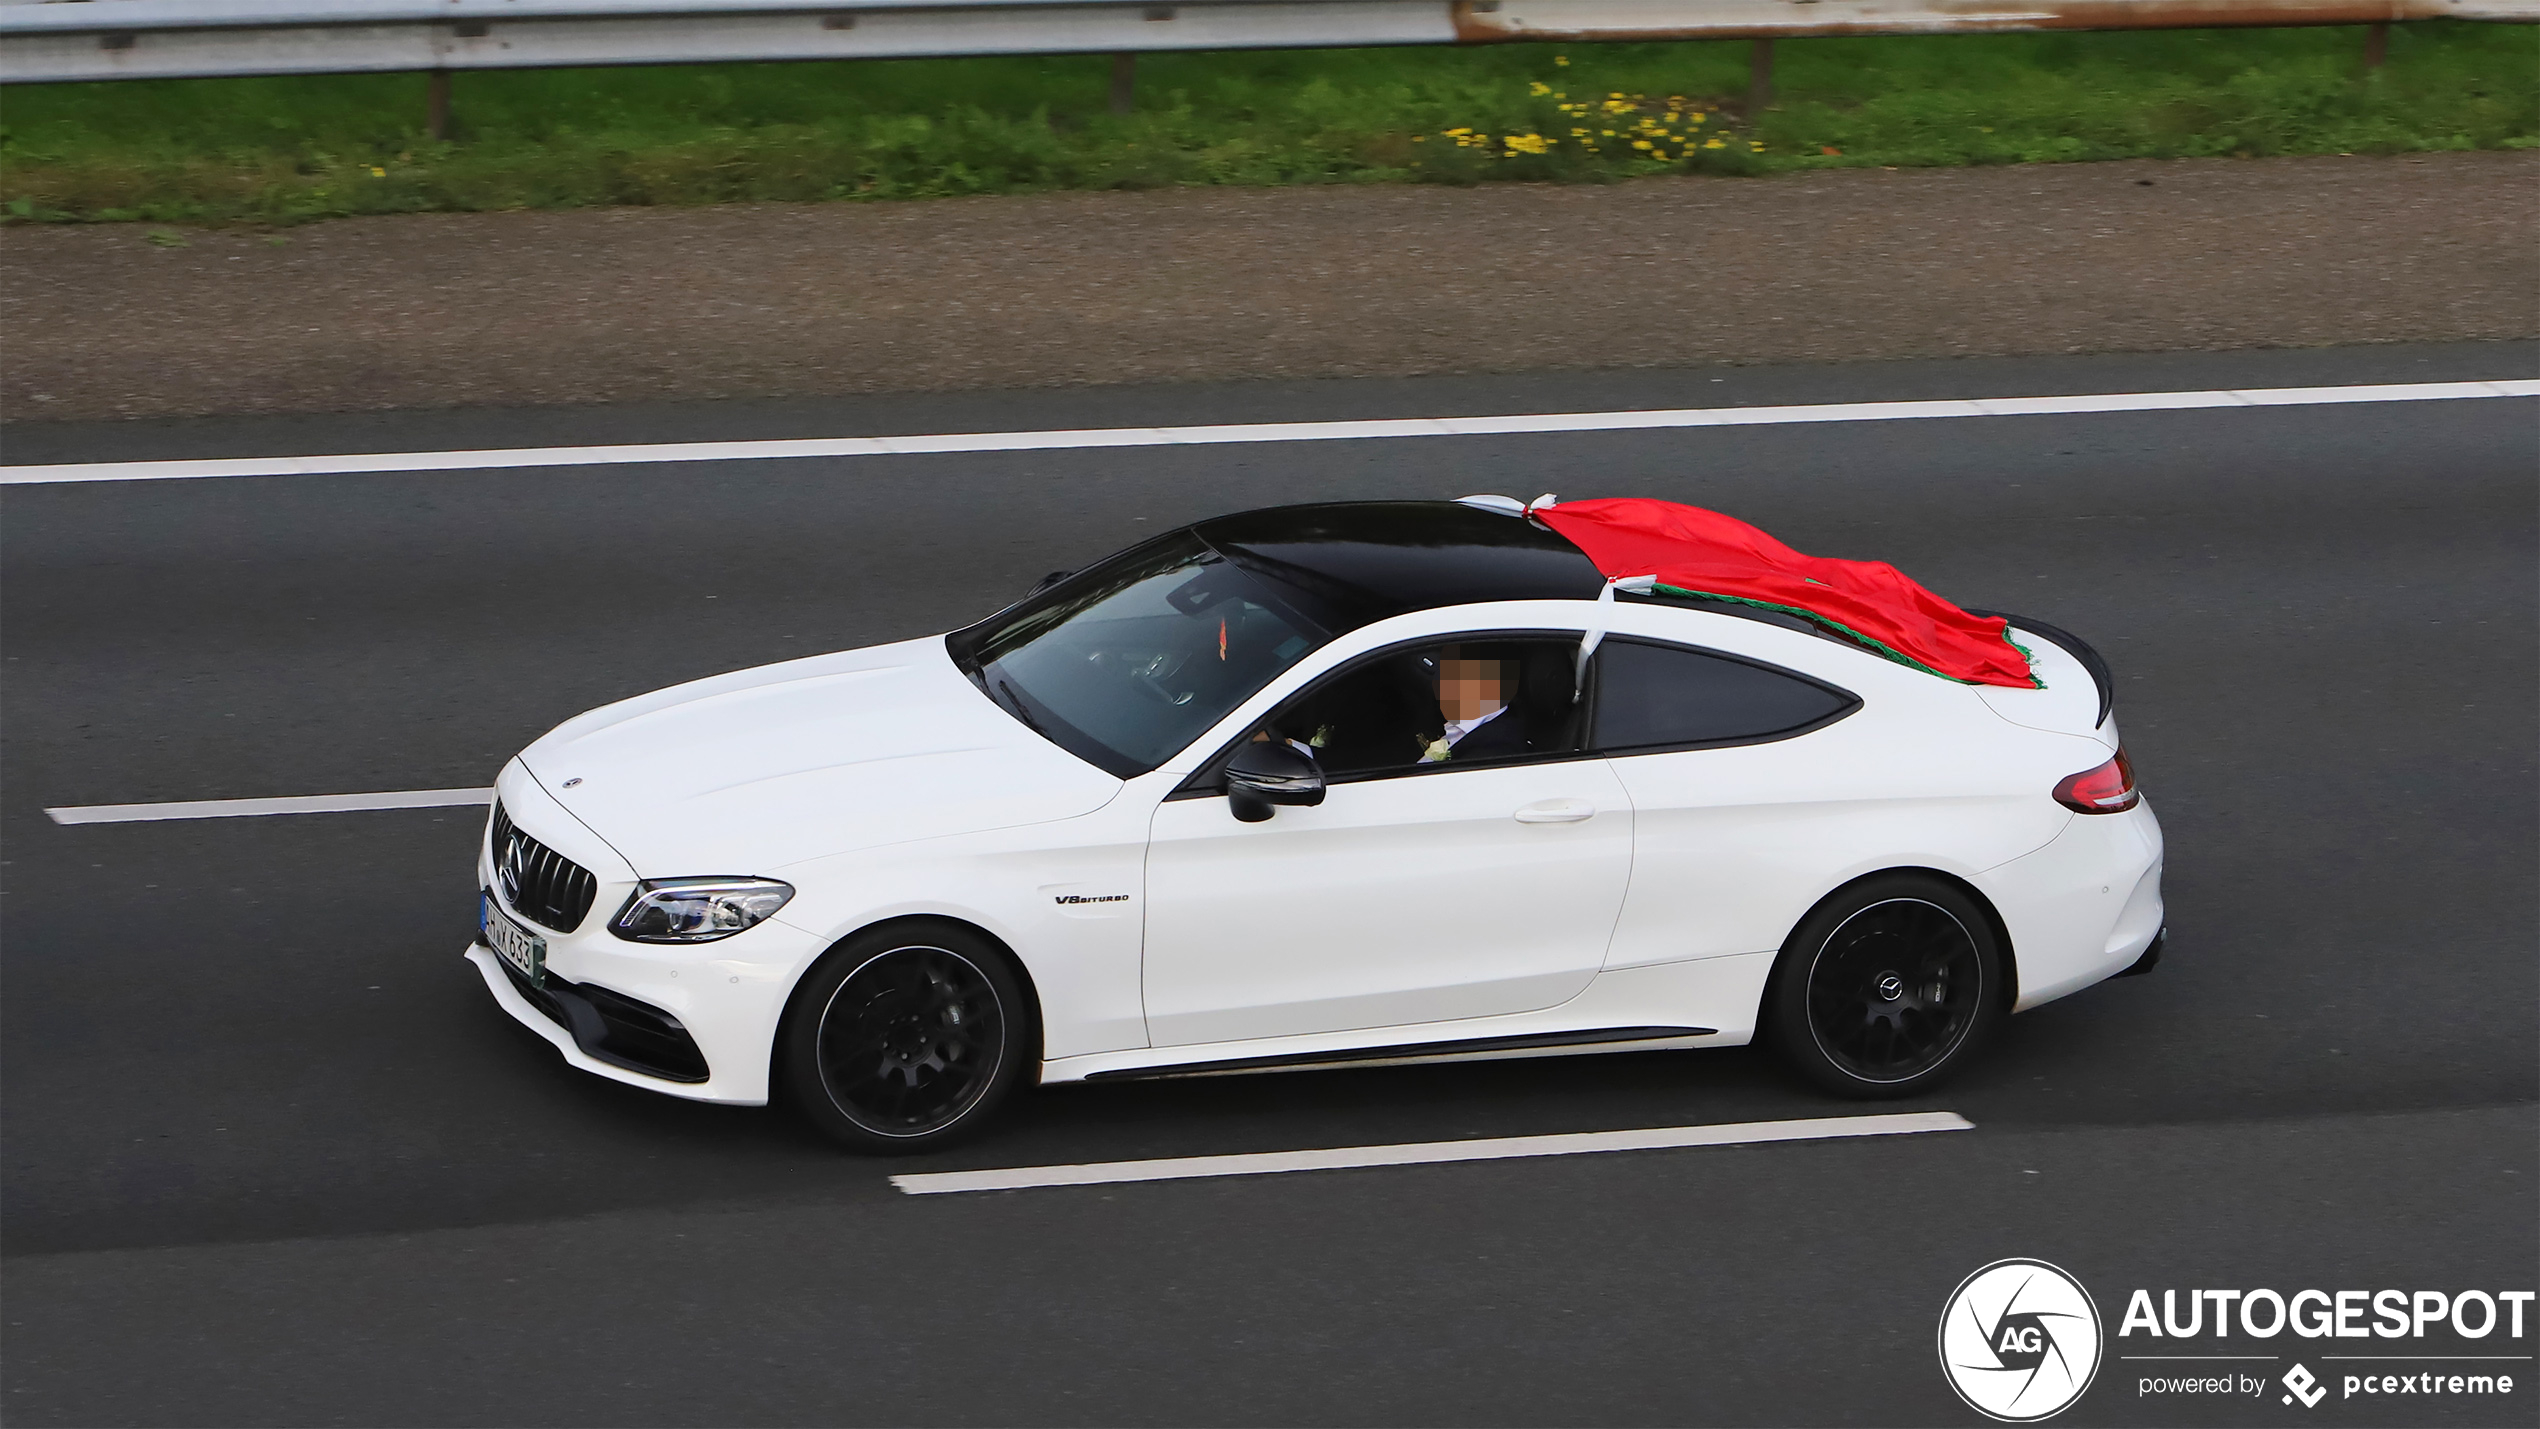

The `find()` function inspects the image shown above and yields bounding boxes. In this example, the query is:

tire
[779,921,1034,1153]
[1766,874,2005,1098]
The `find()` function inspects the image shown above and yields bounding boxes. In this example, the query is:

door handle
[1513,799,1596,824]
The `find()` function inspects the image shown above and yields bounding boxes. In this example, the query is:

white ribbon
[1576,572,1657,697]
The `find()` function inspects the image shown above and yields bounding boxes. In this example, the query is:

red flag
[1534,498,2037,688]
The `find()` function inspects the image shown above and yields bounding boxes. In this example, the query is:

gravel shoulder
[3,151,2533,424]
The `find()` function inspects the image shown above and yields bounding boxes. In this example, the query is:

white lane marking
[6,381,2532,485]
[45,787,494,825]
[889,1110,1972,1195]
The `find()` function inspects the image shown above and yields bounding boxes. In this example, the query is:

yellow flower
[369,166,386,177]
[1554,55,1569,65]
[1529,81,1551,96]
[1632,139,1652,150]
[1705,137,1725,149]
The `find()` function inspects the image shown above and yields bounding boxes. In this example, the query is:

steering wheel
[1129,650,1196,707]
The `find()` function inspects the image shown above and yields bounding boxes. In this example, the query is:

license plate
[481,893,546,989]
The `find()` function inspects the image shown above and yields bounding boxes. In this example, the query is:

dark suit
[1439,707,1531,762]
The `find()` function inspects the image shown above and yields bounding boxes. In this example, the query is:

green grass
[1,24,2531,224]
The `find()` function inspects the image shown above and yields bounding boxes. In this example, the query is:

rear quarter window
[1590,639,1859,753]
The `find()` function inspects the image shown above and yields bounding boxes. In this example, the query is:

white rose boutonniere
[1420,736,1454,763]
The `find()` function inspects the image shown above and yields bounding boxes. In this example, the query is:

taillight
[2053,749,2139,814]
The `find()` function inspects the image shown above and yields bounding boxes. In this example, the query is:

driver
[1250,643,1535,773]
[1416,647,1528,763]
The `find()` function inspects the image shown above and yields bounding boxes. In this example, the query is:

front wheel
[1766,875,2005,1098]
[779,922,1033,1153]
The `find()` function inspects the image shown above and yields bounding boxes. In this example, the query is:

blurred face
[1438,657,1508,723]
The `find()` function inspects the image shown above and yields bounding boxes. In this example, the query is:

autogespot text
[2118,1287,2533,1341]
[2122,1286,2532,1410]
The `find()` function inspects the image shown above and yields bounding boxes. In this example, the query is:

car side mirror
[1224,741,1325,822]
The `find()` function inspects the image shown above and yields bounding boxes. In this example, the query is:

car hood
[517,637,1122,877]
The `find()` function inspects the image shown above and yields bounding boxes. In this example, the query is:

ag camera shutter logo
[1939,1259,2104,1421]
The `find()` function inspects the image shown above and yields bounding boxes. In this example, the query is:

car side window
[1253,636,1587,781]
[1589,638,1858,753]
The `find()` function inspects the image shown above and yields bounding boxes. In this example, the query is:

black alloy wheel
[781,922,1033,1152]
[1768,874,2005,1098]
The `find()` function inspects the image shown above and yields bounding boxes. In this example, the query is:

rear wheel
[780,922,1032,1153]
[1767,874,2004,1098]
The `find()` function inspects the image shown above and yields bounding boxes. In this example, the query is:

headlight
[609,878,795,943]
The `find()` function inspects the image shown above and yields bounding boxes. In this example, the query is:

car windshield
[948,532,1330,776]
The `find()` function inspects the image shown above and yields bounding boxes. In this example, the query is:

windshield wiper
[990,677,1047,736]
[979,669,1144,780]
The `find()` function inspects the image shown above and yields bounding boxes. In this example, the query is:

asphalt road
[3,341,2534,1426]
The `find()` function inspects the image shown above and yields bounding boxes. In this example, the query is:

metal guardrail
[3,2,1435,83]
[2,0,2531,85]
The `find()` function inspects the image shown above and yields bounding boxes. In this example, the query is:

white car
[469,499,2163,1151]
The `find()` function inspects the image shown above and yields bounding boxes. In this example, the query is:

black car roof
[1191,501,1604,633]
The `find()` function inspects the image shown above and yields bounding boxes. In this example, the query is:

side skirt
[1081,1025,1715,1083]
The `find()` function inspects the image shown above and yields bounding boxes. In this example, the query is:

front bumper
[481,945,709,1082]
[470,909,819,1105]
[470,763,823,1105]
[468,943,791,1105]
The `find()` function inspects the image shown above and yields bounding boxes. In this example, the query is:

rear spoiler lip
[1965,610,2114,730]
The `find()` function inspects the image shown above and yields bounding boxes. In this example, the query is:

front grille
[489,800,599,933]
[498,958,711,1083]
